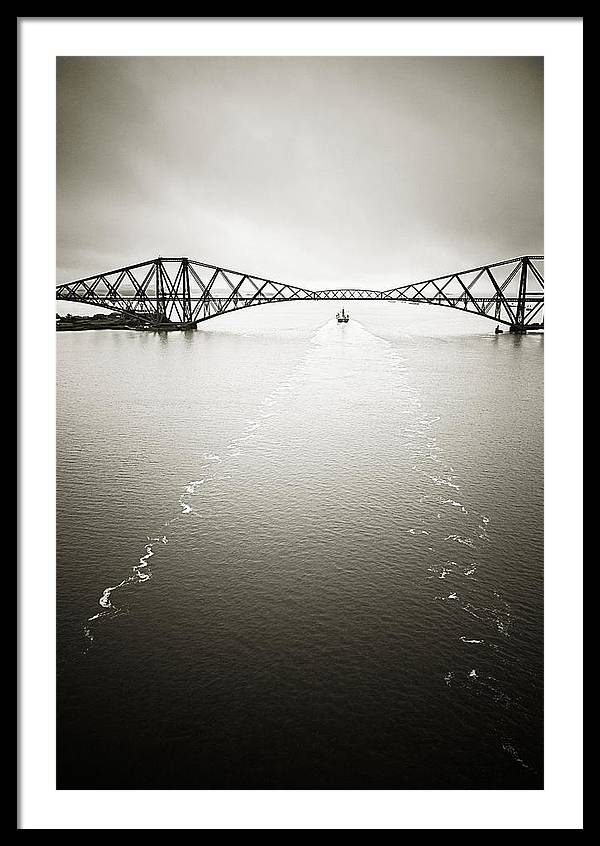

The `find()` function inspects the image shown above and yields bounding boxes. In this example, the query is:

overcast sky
[57,57,542,289]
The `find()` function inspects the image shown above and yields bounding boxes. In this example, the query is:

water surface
[57,303,543,788]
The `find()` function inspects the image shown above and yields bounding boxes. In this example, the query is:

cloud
[57,57,543,289]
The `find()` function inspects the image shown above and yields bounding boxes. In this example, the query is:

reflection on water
[57,303,543,789]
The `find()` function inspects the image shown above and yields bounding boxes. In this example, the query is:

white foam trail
[84,533,168,649]
[421,471,460,490]
[461,602,482,621]
[502,742,530,770]
[460,637,483,644]
[185,480,205,494]
[98,579,127,609]
[82,329,326,650]
[446,534,475,548]
[133,546,153,569]
[441,498,468,513]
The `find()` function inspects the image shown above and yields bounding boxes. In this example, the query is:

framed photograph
[18,18,583,830]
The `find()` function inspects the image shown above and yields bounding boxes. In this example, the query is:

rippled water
[57,303,543,788]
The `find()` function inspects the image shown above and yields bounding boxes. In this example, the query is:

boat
[336,308,350,324]
[494,325,504,334]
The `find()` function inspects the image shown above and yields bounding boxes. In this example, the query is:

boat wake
[82,318,359,649]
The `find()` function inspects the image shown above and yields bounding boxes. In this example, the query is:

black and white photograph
[19,18,583,829]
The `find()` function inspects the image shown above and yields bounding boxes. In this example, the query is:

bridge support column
[155,258,168,324]
[181,258,193,325]
[494,296,501,321]
[510,258,530,334]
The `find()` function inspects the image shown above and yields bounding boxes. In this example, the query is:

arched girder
[56,255,544,330]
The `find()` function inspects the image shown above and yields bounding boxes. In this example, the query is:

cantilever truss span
[56,255,544,331]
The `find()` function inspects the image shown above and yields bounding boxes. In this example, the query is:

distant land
[56,312,145,331]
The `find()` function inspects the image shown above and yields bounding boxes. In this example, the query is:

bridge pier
[508,323,544,334]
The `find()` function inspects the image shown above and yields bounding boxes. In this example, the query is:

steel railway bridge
[56,254,544,333]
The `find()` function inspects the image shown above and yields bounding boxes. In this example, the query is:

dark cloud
[57,57,542,288]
